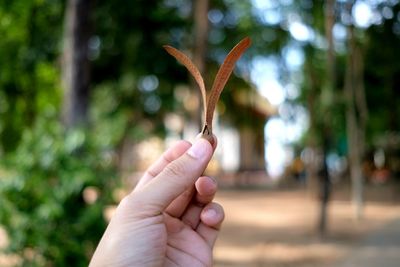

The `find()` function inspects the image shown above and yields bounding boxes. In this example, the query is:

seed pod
[164,37,252,145]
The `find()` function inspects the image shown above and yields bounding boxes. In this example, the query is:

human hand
[89,137,224,267]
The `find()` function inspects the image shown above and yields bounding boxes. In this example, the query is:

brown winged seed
[163,37,252,144]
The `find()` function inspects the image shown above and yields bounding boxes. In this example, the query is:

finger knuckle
[164,160,187,178]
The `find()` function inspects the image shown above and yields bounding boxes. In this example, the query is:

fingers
[135,135,217,191]
[134,140,191,191]
[197,203,224,247]
[131,138,214,216]
[164,186,195,218]
[162,136,218,218]
[166,176,217,218]
[177,176,218,228]
[195,176,217,204]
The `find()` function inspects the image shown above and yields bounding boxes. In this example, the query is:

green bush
[0,118,118,266]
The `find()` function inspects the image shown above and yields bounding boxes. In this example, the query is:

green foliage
[364,4,400,142]
[0,0,63,152]
[0,1,123,265]
[0,117,117,266]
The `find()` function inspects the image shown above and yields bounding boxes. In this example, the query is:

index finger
[131,138,214,216]
[135,135,217,191]
[134,140,191,191]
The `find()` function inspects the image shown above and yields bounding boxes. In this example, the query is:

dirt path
[1,188,398,266]
[332,217,400,267]
[213,189,400,267]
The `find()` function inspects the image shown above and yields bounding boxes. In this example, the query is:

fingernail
[187,139,209,159]
[203,208,217,220]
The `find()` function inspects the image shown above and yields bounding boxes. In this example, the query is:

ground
[1,186,399,266]
[213,187,400,267]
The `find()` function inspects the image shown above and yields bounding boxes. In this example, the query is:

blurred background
[1,0,400,266]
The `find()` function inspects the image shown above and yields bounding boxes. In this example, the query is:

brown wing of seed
[163,45,207,121]
[205,37,252,133]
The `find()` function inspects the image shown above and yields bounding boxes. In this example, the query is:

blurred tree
[295,0,337,236]
[364,3,400,139]
[62,0,92,127]
[299,1,400,225]
[344,3,367,220]
[89,0,191,143]
[0,119,116,266]
[0,0,63,152]
[0,1,116,265]
[317,0,336,236]
[191,0,209,130]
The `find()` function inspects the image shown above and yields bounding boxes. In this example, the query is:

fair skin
[89,137,224,267]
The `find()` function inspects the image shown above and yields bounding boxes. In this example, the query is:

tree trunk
[317,0,336,237]
[325,0,336,95]
[62,0,92,127]
[345,20,364,220]
[304,46,320,199]
[192,0,209,131]
[318,136,331,236]
[353,45,368,157]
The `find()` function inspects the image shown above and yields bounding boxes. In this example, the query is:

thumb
[132,138,214,216]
